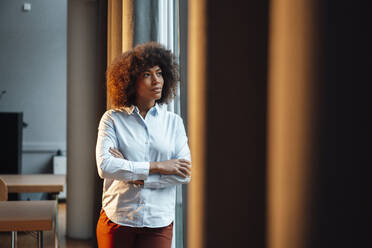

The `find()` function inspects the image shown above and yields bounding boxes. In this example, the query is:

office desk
[0,200,56,248]
[0,200,56,231]
[0,174,65,247]
[0,174,65,194]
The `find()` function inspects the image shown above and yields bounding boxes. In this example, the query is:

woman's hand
[109,147,125,159]
[129,180,144,185]
[109,148,143,185]
[109,148,191,180]
[150,159,191,178]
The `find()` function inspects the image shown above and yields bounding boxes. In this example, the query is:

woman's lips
[152,88,162,93]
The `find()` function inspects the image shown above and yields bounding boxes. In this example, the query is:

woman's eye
[143,73,150,77]
[156,72,163,77]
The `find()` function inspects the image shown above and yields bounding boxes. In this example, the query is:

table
[0,200,56,248]
[0,174,65,194]
[0,174,65,248]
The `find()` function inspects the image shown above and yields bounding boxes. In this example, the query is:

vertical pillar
[187,0,206,247]
[67,0,104,239]
[267,0,318,247]
[187,0,269,247]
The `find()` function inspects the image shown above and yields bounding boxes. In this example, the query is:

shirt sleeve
[96,111,150,181]
[143,115,191,189]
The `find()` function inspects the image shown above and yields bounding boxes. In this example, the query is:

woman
[96,42,192,248]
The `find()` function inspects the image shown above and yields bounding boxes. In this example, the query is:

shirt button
[145,141,148,144]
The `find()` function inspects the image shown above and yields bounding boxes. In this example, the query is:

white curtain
[158,0,181,115]
[158,1,182,248]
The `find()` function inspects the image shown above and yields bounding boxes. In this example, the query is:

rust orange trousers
[96,209,173,248]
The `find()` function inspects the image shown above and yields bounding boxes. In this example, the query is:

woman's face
[136,65,164,103]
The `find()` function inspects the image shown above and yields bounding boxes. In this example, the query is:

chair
[0,177,7,201]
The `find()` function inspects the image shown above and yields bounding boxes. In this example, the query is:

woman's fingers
[179,159,191,165]
[178,166,191,177]
[109,148,118,156]
[128,180,144,185]
[175,168,188,178]
[180,162,192,170]
[109,148,125,159]
[110,148,119,154]
[177,160,192,170]
[112,151,121,157]
[173,159,191,177]
[175,162,191,177]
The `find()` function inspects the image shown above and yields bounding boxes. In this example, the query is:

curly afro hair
[107,42,179,108]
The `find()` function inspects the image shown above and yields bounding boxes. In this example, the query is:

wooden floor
[0,202,93,248]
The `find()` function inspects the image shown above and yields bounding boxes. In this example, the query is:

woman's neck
[136,100,155,118]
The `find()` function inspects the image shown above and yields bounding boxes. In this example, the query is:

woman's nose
[152,74,161,83]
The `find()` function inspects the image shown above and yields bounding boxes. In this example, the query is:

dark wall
[202,0,368,247]
[310,1,369,247]
[205,1,269,247]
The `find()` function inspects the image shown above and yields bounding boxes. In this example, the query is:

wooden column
[187,0,206,247]
[267,0,318,247]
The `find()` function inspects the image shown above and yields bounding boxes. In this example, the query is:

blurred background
[0,0,368,247]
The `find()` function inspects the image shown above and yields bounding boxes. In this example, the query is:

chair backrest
[0,177,8,201]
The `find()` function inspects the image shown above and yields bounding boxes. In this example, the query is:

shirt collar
[121,103,160,116]
[119,105,135,115]
[151,103,160,116]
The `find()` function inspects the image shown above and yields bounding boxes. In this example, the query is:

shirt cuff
[143,174,161,189]
[132,162,150,180]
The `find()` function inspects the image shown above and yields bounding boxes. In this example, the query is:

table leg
[11,231,17,248]
[49,194,59,227]
[49,193,59,248]
[37,231,44,248]
[55,194,59,248]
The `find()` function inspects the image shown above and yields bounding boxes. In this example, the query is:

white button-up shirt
[96,104,191,228]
